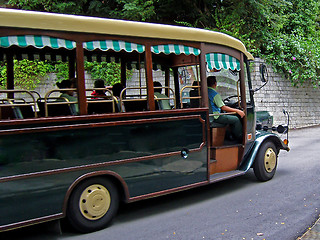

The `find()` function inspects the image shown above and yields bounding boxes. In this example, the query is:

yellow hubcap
[79,184,111,220]
[264,148,276,173]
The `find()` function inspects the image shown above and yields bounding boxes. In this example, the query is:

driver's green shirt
[208,87,225,120]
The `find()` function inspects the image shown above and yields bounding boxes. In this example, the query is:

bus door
[203,52,247,179]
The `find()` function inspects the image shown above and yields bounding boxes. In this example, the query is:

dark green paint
[0,111,207,226]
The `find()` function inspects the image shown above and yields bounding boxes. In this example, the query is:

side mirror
[260,64,268,83]
[253,64,269,93]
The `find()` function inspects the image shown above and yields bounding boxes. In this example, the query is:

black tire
[253,141,278,182]
[66,177,119,233]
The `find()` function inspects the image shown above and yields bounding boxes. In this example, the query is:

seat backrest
[37,98,73,117]
[0,104,23,120]
[0,106,17,120]
[88,101,114,114]
[123,99,148,112]
[189,89,200,108]
[19,105,35,118]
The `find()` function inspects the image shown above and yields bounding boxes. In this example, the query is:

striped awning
[206,53,240,71]
[84,40,145,53]
[152,44,200,56]
[0,35,76,49]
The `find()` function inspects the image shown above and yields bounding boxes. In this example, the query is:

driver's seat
[210,121,226,147]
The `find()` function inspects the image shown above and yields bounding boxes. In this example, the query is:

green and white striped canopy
[84,40,145,53]
[206,53,240,71]
[0,35,76,49]
[152,44,200,56]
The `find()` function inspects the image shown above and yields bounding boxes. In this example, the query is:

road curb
[298,216,320,240]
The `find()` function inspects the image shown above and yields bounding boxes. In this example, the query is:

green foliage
[53,61,69,82]
[265,33,320,87]
[261,0,320,87]
[116,0,156,21]
[209,0,320,87]
[6,0,320,87]
[0,59,53,90]
[8,0,86,14]
[84,61,132,86]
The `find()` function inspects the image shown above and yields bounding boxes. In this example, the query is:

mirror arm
[253,81,268,93]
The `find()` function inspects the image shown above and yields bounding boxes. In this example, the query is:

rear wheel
[66,177,119,233]
[253,141,278,181]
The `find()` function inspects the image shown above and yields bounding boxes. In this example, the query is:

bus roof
[0,8,254,60]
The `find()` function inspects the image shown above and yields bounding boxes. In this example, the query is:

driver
[207,76,245,141]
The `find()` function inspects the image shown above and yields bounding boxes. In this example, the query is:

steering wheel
[223,95,240,108]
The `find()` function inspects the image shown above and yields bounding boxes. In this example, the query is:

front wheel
[66,177,119,233]
[253,141,278,181]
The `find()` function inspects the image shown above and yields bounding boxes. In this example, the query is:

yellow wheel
[264,147,277,173]
[253,141,278,181]
[79,184,111,220]
[67,178,119,233]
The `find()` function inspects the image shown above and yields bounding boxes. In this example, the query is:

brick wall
[251,58,320,129]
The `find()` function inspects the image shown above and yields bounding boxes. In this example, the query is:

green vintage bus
[0,8,289,233]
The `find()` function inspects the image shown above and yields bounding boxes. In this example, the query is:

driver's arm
[221,105,245,118]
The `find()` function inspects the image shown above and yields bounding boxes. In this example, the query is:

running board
[209,170,246,183]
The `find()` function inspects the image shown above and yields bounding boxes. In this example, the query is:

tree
[5,0,320,87]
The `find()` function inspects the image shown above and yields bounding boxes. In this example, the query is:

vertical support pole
[6,53,14,99]
[173,67,180,108]
[165,67,170,97]
[121,58,127,87]
[240,53,247,144]
[199,43,208,108]
[75,42,87,115]
[145,44,155,111]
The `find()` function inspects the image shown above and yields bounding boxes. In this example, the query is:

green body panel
[256,110,273,128]
[0,110,208,226]
[240,130,289,172]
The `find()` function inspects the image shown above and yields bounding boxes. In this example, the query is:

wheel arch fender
[240,133,285,172]
[62,170,130,216]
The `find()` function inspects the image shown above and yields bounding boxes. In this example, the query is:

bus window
[121,62,147,112]
[208,68,240,109]
[83,39,146,113]
[150,44,200,110]
[178,65,201,108]
[205,52,242,110]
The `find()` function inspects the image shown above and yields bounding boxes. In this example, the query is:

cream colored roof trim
[0,8,254,60]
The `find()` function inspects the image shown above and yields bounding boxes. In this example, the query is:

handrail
[44,89,77,117]
[1,98,26,104]
[209,112,236,117]
[29,90,41,100]
[119,87,147,105]
[119,87,147,100]
[0,90,37,118]
[38,96,71,117]
[180,85,201,108]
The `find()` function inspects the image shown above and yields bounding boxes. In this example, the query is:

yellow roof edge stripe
[0,8,254,60]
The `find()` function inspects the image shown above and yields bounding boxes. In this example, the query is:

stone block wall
[250,58,320,129]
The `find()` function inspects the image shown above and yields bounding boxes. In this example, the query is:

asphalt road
[2,126,320,240]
